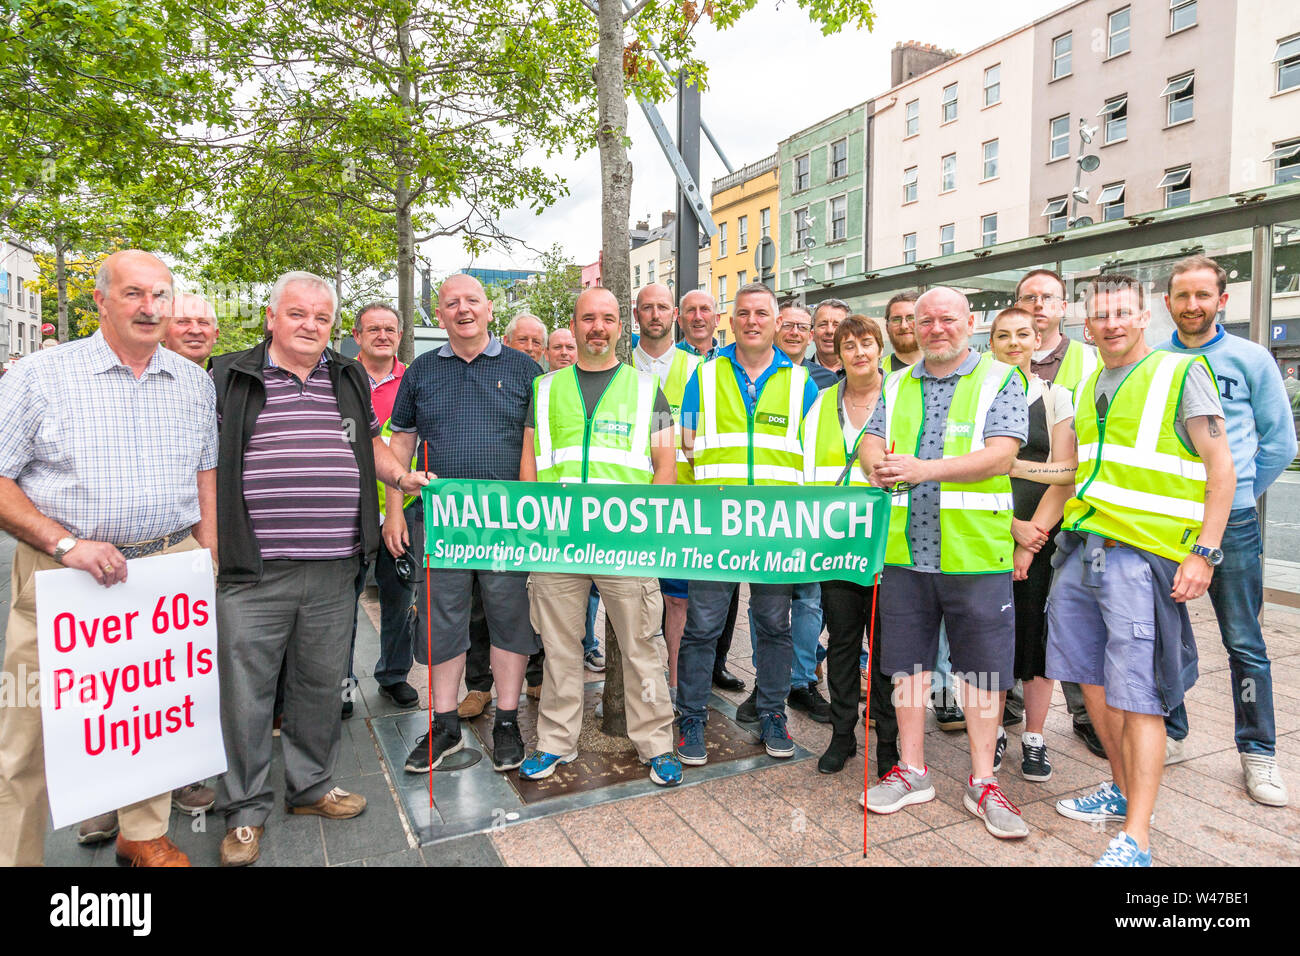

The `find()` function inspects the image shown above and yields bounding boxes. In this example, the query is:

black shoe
[788,683,831,723]
[341,699,354,720]
[993,727,1008,772]
[378,681,420,709]
[492,721,525,772]
[712,668,745,692]
[1002,702,1024,727]
[735,688,759,724]
[934,702,966,731]
[1073,720,1107,758]
[817,733,858,774]
[404,720,463,773]
[875,745,900,780]
[1021,738,1053,782]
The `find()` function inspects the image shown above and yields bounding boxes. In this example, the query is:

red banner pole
[863,571,880,857]
[424,445,433,808]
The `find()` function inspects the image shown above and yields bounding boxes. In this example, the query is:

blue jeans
[679,580,792,721]
[582,584,600,656]
[373,503,422,686]
[1165,507,1275,755]
[748,581,822,688]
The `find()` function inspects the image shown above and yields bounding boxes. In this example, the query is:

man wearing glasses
[1011,269,1103,758]
[777,303,838,389]
[881,292,921,375]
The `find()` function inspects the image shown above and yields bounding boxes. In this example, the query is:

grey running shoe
[964,778,1029,839]
[865,764,936,814]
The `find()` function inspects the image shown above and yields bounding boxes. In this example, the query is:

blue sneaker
[1094,831,1152,867]
[519,750,577,780]
[675,717,708,765]
[1055,781,1127,823]
[759,712,795,759]
[645,753,683,786]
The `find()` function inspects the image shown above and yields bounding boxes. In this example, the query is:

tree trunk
[55,241,68,342]
[595,0,634,733]
[396,16,416,365]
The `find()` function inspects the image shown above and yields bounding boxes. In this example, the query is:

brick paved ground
[3,531,1297,866]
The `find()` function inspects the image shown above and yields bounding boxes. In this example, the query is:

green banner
[421,480,891,586]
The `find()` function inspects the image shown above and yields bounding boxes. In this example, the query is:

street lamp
[1069,120,1101,228]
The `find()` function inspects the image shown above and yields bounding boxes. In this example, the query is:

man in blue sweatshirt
[1161,254,1296,807]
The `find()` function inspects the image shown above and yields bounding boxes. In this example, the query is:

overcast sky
[421,0,1067,274]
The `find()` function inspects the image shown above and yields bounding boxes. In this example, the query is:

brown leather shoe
[173,782,216,816]
[457,689,493,719]
[115,834,190,867]
[78,810,120,845]
[220,825,263,866]
[525,683,542,700]
[287,786,366,819]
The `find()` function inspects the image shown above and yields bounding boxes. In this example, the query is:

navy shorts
[879,566,1015,693]
[660,577,689,600]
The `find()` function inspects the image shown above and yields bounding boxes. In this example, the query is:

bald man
[0,250,219,866]
[164,292,219,365]
[546,327,577,370]
[388,274,542,774]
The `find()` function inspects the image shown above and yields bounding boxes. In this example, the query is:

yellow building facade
[709,154,779,343]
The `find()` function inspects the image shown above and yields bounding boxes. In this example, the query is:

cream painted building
[710,154,779,342]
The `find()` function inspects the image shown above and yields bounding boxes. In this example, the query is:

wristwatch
[52,536,78,564]
[1190,543,1224,566]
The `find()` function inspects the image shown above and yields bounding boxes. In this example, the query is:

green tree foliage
[524,244,581,331]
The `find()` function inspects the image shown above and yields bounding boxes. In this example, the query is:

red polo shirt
[368,358,406,425]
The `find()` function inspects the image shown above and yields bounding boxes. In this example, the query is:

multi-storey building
[629,211,675,306]
[709,153,779,336]
[777,104,869,295]
[1,239,43,362]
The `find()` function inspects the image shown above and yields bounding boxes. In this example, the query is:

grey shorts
[879,566,1015,693]
[1045,544,1164,716]
[416,568,539,667]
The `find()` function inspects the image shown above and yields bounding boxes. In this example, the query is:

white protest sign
[35,549,225,829]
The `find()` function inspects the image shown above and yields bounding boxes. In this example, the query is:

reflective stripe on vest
[884,353,1020,573]
[802,382,872,486]
[534,364,656,484]
[1054,338,1100,395]
[662,349,701,485]
[1063,350,1211,561]
[693,356,806,486]
[377,418,416,516]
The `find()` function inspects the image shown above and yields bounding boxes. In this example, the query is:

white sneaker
[1164,737,1186,765]
[1241,753,1288,807]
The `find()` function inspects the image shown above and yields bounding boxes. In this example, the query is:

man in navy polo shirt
[388,274,541,775]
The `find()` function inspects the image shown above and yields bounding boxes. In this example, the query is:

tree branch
[622,0,654,22]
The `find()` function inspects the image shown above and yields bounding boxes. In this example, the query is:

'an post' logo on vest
[757,412,788,428]
[945,420,974,440]
[593,420,632,437]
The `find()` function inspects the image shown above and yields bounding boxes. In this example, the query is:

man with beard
[519,287,681,784]
[1158,255,1293,806]
[881,292,920,375]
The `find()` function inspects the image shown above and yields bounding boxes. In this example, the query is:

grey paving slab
[319,772,413,865]
[364,847,427,867]
[422,832,503,867]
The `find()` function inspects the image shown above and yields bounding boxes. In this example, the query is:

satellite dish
[801,237,817,250]
[1078,154,1101,172]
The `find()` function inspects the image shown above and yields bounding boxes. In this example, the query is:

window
[634,265,641,286]
[794,208,810,249]
[1274,36,1300,93]
[760,207,771,238]
[982,139,999,180]
[983,64,1001,107]
[737,215,748,251]
[18,322,25,354]
[981,214,998,247]
[1098,182,1126,220]
[718,222,727,258]
[16,278,23,310]
[1159,165,1192,207]
[1100,95,1127,143]
[939,224,955,256]
[903,166,918,204]
[1050,114,1070,160]
[1052,32,1072,80]
[792,267,807,287]
[941,153,956,192]
[830,138,848,179]
[737,270,747,287]
[647,260,655,283]
[941,83,958,123]
[1163,73,1194,125]
[829,259,846,280]
[903,233,917,264]
[830,196,847,241]
[1108,7,1131,57]
[1043,196,1068,233]
[717,275,727,308]
[794,153,810,191]
[1170,0,1196,33]
[905,99,919,137]
[1266,141,1300,185]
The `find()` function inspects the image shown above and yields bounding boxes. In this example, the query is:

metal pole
[1250,224,1274,556]
[675,71,702,309]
